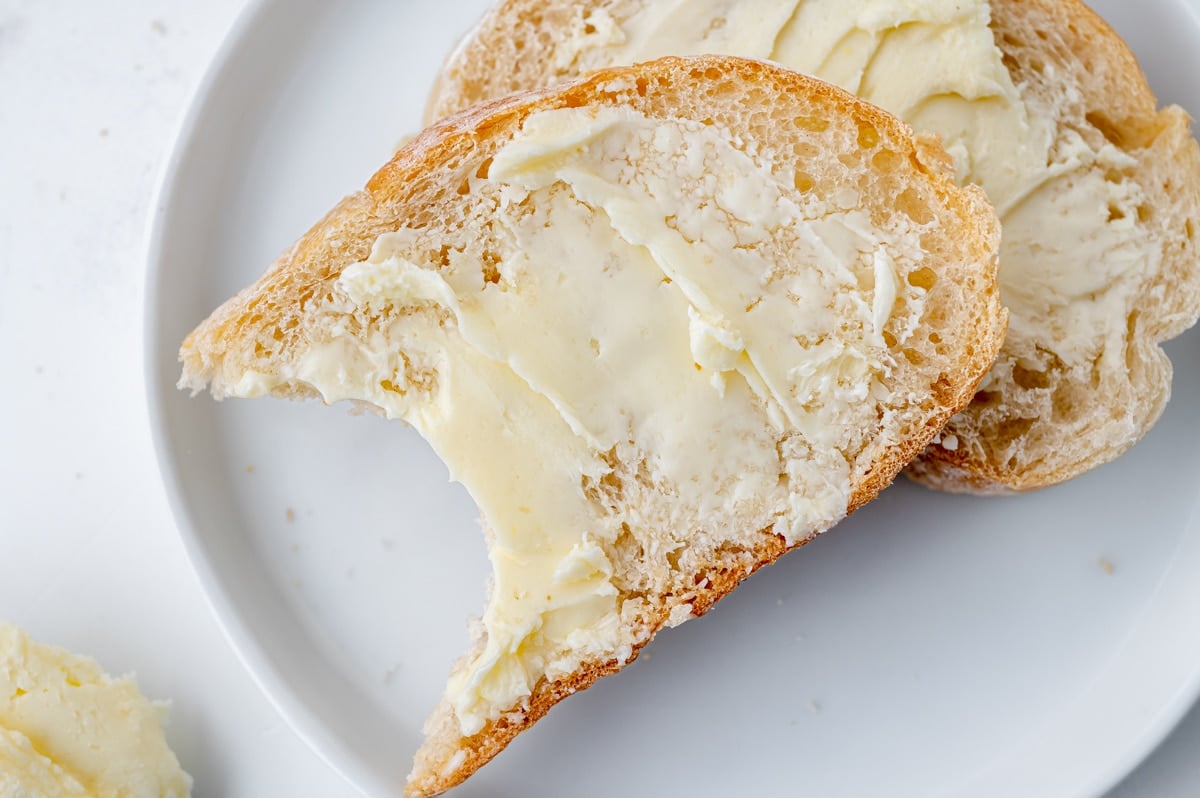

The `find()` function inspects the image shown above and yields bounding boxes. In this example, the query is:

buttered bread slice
[180,57,1004,794]
[428,0,1200,493]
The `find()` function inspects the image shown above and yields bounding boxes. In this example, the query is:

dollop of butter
[257,105,919,737]
[0,623,192,798]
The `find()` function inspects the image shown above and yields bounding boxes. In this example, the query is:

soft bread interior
[181,57,1004,794]
[913,0,1200,490]
[425,0,1200,493]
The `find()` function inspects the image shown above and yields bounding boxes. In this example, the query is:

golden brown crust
[404,534,791,797]
[183,56,1005,404]
[181,56,1005,796]
[408,350,995,795]
[422,0,584,125]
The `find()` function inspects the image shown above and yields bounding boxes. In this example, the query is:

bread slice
[426,0,1200,493]
[180,56,1004,794]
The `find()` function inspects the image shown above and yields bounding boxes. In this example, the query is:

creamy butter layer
[244,106,922,736]
[557,0,1157,373]
[0,729,90,797]
[0,624,191,798]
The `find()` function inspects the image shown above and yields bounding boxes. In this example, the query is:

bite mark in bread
[180,57,1004,794]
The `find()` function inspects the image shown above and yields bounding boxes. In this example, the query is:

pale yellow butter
[261,105,920,737]
[563,0,1155,374]
[0,729,90,797]
[0,623,191,798]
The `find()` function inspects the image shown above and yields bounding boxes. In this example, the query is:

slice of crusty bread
[426,0,1200,493]
[913,0,1200,491]
[180,56,1004,794]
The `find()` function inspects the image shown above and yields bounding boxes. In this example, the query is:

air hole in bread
[1107,204,1126,222]
[1011,364,1051,391]
[794,171,815,192]
[600,470,622,495]
[580,474,599,504]
[613,521,643,562]
[974,390,999,407]
[883,331,898,348]
[666,549,683,572]
[907,266,937,291]
[744,88,769,108]
[412,370,437,394]
[1104,169,1125,185]
[931,375,955,404]
[793,115,829,134]
[917,231,943,254]
[995,417,1036,451]
[1186,219,1196,241]
[794,141,820,159]
[857,121,879,149]
[896,188,934,225]
[872,149,902,171]
[1137,205,1153,224]
[1051,381,1087,423]
[1086,110,1128,148]
[1123,311,1143,375]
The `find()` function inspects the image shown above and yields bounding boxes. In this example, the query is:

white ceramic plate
[147,1,1200,796]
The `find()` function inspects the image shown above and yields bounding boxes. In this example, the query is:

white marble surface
[0,1,1197,796]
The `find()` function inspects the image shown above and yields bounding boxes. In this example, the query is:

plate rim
[142,1,1200,796]
[142,0,390,795]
